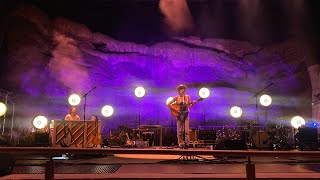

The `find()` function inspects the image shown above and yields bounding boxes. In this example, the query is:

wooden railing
[1,147,320,180]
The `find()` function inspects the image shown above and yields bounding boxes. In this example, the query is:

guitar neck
[187,98,203,105]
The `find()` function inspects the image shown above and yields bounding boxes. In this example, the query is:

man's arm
[65,114,70,120]
[167,96,177,108]
[188,95,196,108]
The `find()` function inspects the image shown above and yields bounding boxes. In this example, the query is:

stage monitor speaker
[33,132,50,146]
[214,139,247,150]
[298,127,318,143]
[198,130,216,141]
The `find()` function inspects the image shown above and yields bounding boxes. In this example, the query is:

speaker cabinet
[214,139,247,150]
[33,132,50,146]
[298,127,318,143]
[198,130,216,141]
[297,127,319,150]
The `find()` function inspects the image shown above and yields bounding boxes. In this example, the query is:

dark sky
[0,0,319,58]
[1,0,320,83]
[13,0,319,46]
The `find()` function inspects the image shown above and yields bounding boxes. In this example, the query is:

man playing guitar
[167,84,197,149]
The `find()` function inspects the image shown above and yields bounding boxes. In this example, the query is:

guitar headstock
[197,98,204,101]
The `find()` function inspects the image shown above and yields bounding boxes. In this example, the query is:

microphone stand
[81,86,97,148]
[251,83,273,150]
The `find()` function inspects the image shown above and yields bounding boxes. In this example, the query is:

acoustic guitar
[60,122,73,147]
[92,120,102,145]
[125,132,134,147]
[169,98,204,117]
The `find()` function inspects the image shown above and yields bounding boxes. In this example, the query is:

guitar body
[170,104,182,117]
[92,119,102,145]
[125,132,134,147]
[92,134,102,145]
[126,140,134,146]
[60,133,71,147]
[169,98,204,117]
[60,123,72,147]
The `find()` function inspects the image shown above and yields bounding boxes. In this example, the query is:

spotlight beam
[0,102,7,117]
[68,94,81,106]
[199,87,210,99]
[260,94,272,107]
[134,87,146,98]
[101,105,114,117]
[230,106,242,118]
[291,116,305,129]
[166,97,174,105]
[32,116,48,130]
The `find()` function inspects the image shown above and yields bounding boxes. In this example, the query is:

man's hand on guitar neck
[189,100,197,108]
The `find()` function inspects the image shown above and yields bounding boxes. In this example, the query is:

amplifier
[298,126,318,143]
[198,130,216,141]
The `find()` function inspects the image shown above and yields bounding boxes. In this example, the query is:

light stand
[134,87,145,140]
[166,97,175,147]
[10,103,15,140]
[198,87,210,136]
[81,86,97,148]
[252,83,273,150]
[1,94,8,135]
[230,106,243,142]
[0,89,13,135]
[203,102,206,127]
[262,105,272,149]
[138,98,141,127]
[0,90,15,140]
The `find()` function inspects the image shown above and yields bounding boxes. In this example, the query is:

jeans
[176,113,190,146]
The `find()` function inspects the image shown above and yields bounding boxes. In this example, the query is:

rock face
[2,3,312,131]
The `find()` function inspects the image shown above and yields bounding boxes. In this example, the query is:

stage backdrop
[2,4,312,133]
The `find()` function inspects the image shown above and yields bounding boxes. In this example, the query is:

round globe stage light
[32,116,48,130]
[0,102,7,117]
[166,97,174,105]
[259,94,272,107]
[101,105,114,117]
[291,116,305,129]
[68,94,81,106]
[199,87,210,99]
[134,87,146,98]
[230,106,242,118]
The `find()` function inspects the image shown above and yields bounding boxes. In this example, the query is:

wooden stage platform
[1,147,320,179]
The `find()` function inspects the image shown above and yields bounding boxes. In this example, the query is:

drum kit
[217,124,293,150]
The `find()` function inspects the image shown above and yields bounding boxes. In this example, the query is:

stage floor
[2,147,320,179]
